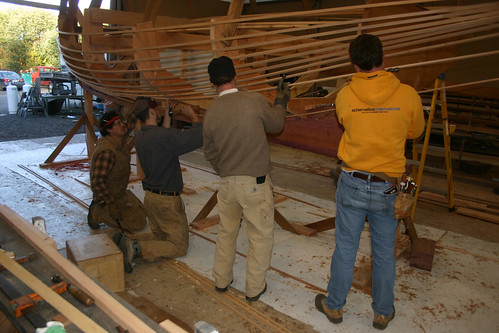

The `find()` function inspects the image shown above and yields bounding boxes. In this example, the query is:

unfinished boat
[58,0,499,157]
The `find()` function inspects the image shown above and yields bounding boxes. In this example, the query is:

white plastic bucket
[7,85,19,115]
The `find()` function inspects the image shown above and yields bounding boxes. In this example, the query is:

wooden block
[288,222,318,237]
[66,234,125,292]
[182,186,197,195]
[190,215,220,230]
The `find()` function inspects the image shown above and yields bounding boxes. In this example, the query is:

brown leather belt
[351,172,385,182]
[146,189,180,196]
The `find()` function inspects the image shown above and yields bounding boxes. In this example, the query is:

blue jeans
[326,171,398,316]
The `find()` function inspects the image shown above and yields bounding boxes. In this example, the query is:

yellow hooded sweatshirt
[336,70,425,177]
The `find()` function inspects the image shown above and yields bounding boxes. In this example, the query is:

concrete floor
[1,88,499,332]
[0,131,498,332]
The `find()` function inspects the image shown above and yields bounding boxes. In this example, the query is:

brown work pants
[132,191,189,262]
[91,189,147,233]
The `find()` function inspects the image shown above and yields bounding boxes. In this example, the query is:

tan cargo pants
[132,191,189,262]
[213,175,274,298]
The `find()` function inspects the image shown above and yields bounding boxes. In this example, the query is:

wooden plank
[0,204,174,333]
[419,191,499,213]
[87,7,190,26]
[0,250,107,333]
[39,157,90,170]
[274,208,317,236]
[304,217,335,232]
[221,0,245,44]
[456,207,499,224]
[192,191,218,221]
[288,223,319,237]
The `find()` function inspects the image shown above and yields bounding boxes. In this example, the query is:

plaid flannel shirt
[91,149,116,205]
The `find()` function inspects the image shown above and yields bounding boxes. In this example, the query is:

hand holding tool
[274,74,290,108]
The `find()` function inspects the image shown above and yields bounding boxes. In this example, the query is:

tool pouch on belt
[393,192,415,220]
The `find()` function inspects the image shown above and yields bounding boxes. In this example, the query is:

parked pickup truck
[31,66,59,86]
[39,71,78,95]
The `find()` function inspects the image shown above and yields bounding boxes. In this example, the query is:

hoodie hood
[349,70,400,105]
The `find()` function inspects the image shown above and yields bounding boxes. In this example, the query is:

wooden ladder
[411,73,456,217]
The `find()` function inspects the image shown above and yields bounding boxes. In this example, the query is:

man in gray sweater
[203,56,289,301]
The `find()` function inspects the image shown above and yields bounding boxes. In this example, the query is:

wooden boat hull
[57,1,499,157]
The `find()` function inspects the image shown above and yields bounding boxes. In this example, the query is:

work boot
[215,280,233,293]
[246,282,267,302]
[315,294,343,324]
[87,201,100,229]
[112,231,124,246]
[373,307,395,330]
[118,236,140,273]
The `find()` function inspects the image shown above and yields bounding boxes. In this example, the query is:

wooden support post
[438,75,456,211]
[84,89,96,158]
[274,208,318,236]
[221,0,245,45]
[143,0,162,23]
[192,191,219,222]
[42,116,85,165]
[41,90,98,167]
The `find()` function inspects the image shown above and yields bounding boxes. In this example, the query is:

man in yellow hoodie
[315,34,424,330]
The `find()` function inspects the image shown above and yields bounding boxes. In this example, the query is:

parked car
[0,70,24,90]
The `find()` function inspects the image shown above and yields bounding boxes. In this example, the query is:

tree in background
[0,8,60,73]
